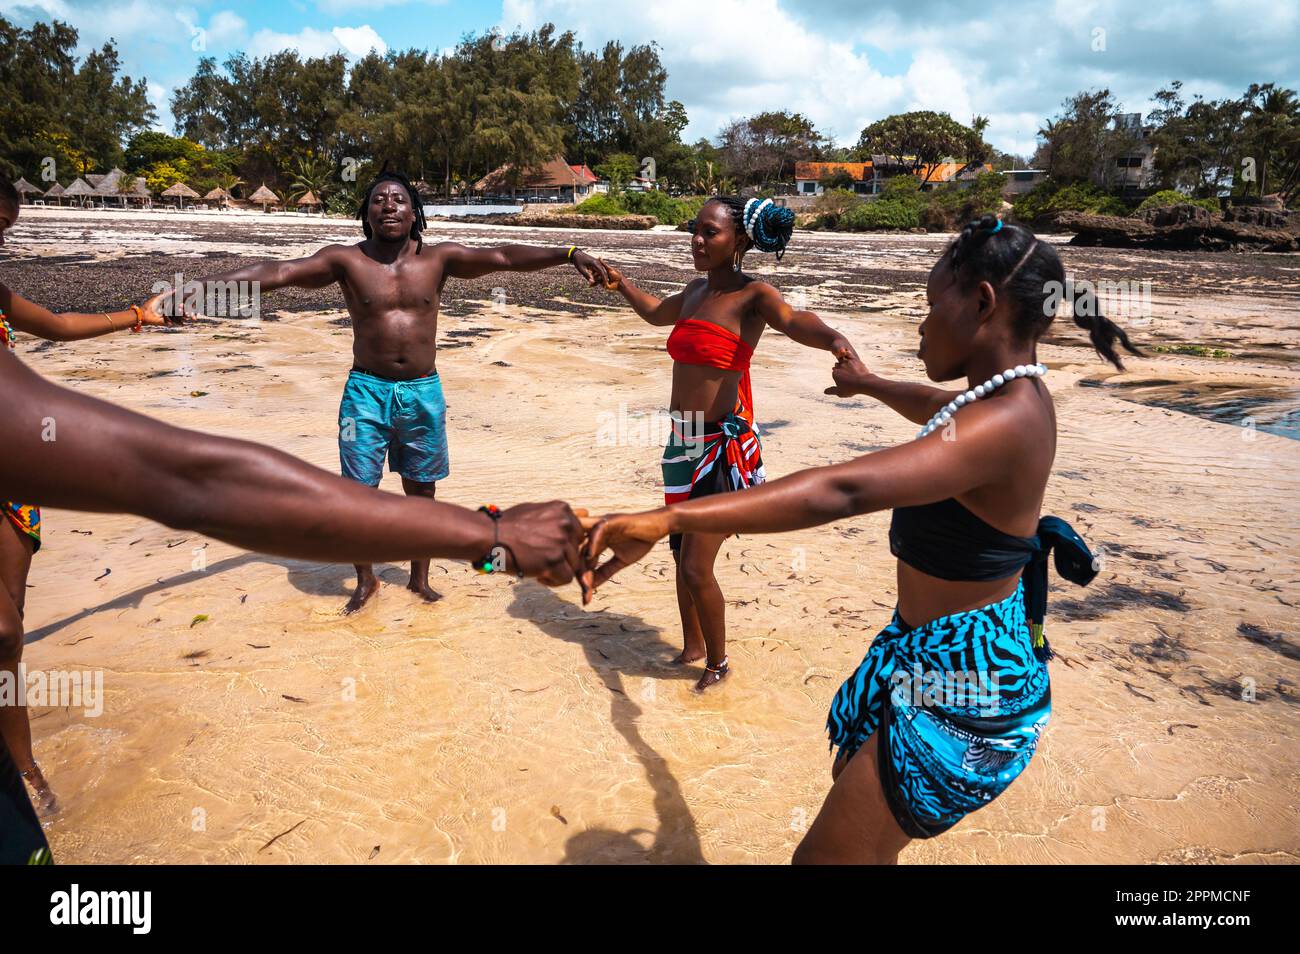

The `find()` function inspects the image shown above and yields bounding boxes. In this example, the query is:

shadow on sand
[506,583,706,864]
[22,552,428,645]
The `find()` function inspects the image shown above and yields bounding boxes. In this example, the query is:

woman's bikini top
[890,496,1098,659]
[667,318,756,425]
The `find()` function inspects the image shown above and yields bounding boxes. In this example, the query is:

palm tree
[285,154,334,204]
[216,173,245,199]
[1244,83,1299,197]
[1037,119,1060,178]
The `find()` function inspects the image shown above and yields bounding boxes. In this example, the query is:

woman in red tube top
[596,196,858,691]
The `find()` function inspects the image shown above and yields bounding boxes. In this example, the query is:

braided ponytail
[943,215,1142,370]
[1069,289,1141,370]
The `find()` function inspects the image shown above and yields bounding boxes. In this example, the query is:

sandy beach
[4,206,1298,864]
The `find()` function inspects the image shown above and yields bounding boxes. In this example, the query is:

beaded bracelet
[129,304,144,333]
[473,505,522,577]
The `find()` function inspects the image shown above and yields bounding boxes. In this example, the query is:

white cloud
[332,24,388,57]
[247,24,388,60]
[208,10,247,45]
[501,0,902,146]
[499,0,1299,156]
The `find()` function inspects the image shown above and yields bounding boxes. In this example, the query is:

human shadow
[23,552,424,645]
[506,582,706,864]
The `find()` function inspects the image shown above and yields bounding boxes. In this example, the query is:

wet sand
[5,206,1299,864]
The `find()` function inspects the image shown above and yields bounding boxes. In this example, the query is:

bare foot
[693,660,730,693]
[22,765,59,817]
[406,579,443,604]
[672,647,706,665]
[342,576,380,615]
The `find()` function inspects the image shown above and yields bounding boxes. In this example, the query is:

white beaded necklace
[916,363,1048,439]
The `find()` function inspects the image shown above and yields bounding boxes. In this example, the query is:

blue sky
[2,0,1297,157]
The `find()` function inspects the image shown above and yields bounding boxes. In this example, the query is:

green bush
[621,189,687,224]
[672,194,708,226]
[1012,181,1132,221]
[574,193,627,216]
[840,199,921,231]
[574,191,705,225]
[1135,190,1220,214]
[813,187,865,216]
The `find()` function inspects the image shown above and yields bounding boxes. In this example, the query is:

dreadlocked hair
[707,195,795,260]
[357,167,426,253]
[943,213,1142,370]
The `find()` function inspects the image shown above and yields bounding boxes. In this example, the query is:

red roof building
[474,156,601,201]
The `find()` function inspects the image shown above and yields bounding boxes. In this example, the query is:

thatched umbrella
[63,178,96,207]
[248,183,280,213]
[161,181,201,209]
[204,187,230,209]
[295,190,322,213]
[44,182,66,205]
[13,178,42,204]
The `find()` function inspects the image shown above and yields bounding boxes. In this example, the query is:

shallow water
[1080,378,1300,440]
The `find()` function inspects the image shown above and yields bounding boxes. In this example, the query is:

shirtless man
[190,171,611,613]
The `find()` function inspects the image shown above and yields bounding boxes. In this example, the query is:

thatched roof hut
[161,182,201,209]
[91,168,124,194]
[44,182,66,203]
[62,178,96,206]
[296,190,322,211]
[91,168,144,207]
[128,177,151,204]
[204,187,231,208]
[12,178,42,203]
[248,183,280,212]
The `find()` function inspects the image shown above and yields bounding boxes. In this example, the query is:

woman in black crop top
[581,215,1140,863]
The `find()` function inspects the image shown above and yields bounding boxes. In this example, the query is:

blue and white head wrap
[741,197,795,259]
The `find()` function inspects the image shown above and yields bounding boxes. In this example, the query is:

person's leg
[0,736,50,864]
[676,531,729,691]
[390,376,450,602]
[671,546,706,665]
[399,477,441,602]
[338,374,390,615]
[0,522,54,814]
[793,732,912,864]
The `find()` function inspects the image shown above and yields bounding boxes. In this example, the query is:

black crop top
[889,497,1100,659]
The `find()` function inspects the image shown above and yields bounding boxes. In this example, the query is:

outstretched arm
[582,400,1019,596]
[1,349,584,584]
[440,242,611,286]
[600,262,688,327]
[754,284,856,359]
[0,283,176,341]
[825,354,965,425]
[199,245,346,293]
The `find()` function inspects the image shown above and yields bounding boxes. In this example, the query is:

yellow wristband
[567,245,577,260]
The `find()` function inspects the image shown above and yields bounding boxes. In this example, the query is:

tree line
[1033,83,1299,204]
[1,14,1294,210]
